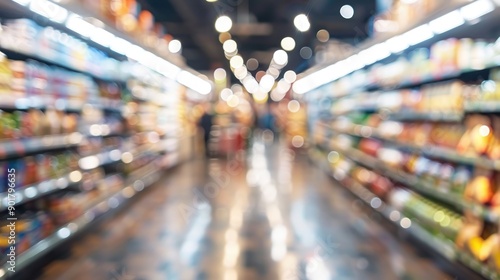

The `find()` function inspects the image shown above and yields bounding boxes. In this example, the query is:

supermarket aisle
[36,140,451,280]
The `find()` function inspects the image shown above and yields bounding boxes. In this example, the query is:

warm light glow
[221,88,233,101]
[234,66,248,79]
[230,55,244,69]
[223,39,238,54]
[259,74,275,92]
[253,89,268,103]
[293,14,310,32]
[340,5,354,19]
[291,136,304,148]
[243,76,259,94]
[227,95,240,107]
[215,15,233,32]
[214,68,227,81]
[316,29,330,42]
[284,70,297,83]
[276,79,291,93]
[281,37,296,51]
[168,39,182,53]
[288,100,300,112]
[273,50,288,66]
[479,125,491,137]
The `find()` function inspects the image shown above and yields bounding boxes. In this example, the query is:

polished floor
[37,140,452,280]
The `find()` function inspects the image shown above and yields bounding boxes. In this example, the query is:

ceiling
[140,0,377,80]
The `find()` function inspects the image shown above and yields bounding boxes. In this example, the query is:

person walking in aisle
[198,104,214,158]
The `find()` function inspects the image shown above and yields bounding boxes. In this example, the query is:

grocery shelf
[366,64,500,93]
[0,171,82,211]
[0,96,124,113]
[0,167,163,279]
[78,149,123,171]
[319,141,500,224]
[0,45,123,82]
[329,123,500,171]
[0,96,84,112]
[386,112,464,122]
[465,101,500,113]
[0,133,83,160]
[310,149,500,280]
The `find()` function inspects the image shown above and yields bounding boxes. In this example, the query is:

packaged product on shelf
[450,167,472,195]
[47,193,85,225]
[24,156,37,186]
[358,138,382,157]
[428,123,466,149]
[370,175,394,198]
[458,115,494,157]
[488,116,500,160]
[35,154,50,182]
[0,52,12,96]
[465,168,495,205]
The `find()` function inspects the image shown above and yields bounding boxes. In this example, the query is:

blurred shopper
[198,104,214,158]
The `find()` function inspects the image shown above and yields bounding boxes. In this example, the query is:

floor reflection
[37,138,451,280]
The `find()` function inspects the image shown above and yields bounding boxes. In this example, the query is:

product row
[330,37,500,96]
[332,76,500,116]
[314,148,500,273]
[0,108,126,140]
[0,51,127,105]
[315,125,500,209]
[326,112,500,162]
[0,171,124,258]
[0,19,124,79]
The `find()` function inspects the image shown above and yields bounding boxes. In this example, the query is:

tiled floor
[36,140,452,280]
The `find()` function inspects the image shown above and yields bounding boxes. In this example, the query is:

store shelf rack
[0,164,163,279]
[309,148,500,280]
[0,133,83,160]
[0,171,82,211]
[317,139,500,224]
[321,123,500,171]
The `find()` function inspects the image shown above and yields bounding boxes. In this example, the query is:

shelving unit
[302,1,500,278]
[0,166,162,279]
[321,123,500,171]
[0,0,202,278]
[309,148,500,280]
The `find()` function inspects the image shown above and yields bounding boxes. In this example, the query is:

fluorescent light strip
[460,0,495,21]
[403,24,434,46]
[110,37,132,55]
[429,10,465,34]
[385,35,409,54]
[177,71,211,95]
[12,0,32,5]
[30,0,68,23]
[14,0,211,95]
[66,14,95,38]
[90,27,115,48]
